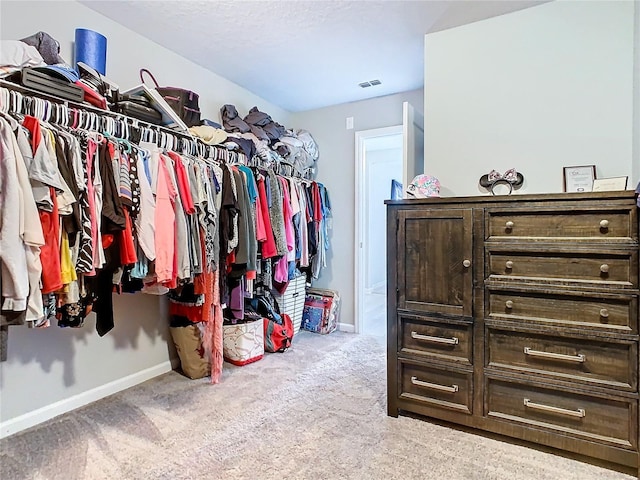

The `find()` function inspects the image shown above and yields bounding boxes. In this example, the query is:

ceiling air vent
[358,79,382,88]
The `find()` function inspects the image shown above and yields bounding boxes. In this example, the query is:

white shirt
[0,118,45,313]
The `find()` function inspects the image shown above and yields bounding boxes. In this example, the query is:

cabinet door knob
[599,308,609,318]
[505,300,514,309]
[463,259,471,268]
[505,260,514,269]
[599,219,609,229]
[505,221,514,229]
[600,264,609,273]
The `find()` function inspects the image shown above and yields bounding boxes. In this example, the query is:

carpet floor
[0,331,635,480]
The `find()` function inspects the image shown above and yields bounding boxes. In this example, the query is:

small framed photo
[563,165,596,192]
[592,176,629,192]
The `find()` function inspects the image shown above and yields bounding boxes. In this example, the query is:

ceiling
[81,0,547,113]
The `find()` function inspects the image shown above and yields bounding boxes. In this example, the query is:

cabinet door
[397,209,473,316]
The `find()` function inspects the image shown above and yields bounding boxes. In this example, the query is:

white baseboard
[0,360,176,439]
[338,323,355,333]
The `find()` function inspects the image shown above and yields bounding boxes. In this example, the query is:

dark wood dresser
[386,191,640,471]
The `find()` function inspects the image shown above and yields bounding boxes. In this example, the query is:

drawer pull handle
[599,219,609,229]
[463,259,471,268]
[505,300,514,309]
[599,308,609,318]
[411,376,459,393]
[505,221,514,229]
[505,260,514,269]
[523,398,586,418]
[600,264,609,273]
[524,347,586,363]
[411,331,459,345]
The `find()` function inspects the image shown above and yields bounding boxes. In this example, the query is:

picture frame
[390,179,403,200]
[563,165,596,193]
[592,176,629,192]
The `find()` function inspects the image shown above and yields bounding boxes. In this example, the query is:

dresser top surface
[385,190,637,207]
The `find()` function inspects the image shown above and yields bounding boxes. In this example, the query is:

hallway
[362,286,386,338]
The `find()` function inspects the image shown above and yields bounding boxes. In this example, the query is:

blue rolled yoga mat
[75,28,107,75]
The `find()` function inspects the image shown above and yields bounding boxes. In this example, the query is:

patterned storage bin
[301,288,340,334]
[169,324,210,379]
[272,275,306,335]
[222,318,264,366]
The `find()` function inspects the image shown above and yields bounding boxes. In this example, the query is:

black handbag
[113,101,162,124]
[139,69,201,127]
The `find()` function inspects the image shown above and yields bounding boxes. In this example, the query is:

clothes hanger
[76,110,85,130]
[119,137,133,154]
[59,104,69,127]
[50,103,59,124]
[28,97,37,118]
[121,118,130,141]
[101,116,112,136]
[0,88,10,114]
[139,124,149,143]
[43,99,51,122]
[0,88,6,113]
[158,130,167,150]
[179,137,189,156]
[69,108,78,129]
[103,120,133,154]
[55,105,66,127]
[113,117,121,138]
[12,91,22,115]
[90,112,99,131]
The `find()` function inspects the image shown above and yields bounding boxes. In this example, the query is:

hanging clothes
[0,117,45,320]
[0,86,332,383]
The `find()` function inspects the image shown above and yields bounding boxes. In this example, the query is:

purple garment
[265,175,272,207]
[228,277,246,320]
[636,181,640,207]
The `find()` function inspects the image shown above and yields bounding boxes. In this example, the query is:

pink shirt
[168,151,195,215]
[154,154,177,284]
[279,177,295,259]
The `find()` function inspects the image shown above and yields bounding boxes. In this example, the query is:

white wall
[0,0,291,434]
[0,1,291,124]
[424,0,637,196]
[290,89,424,329]
[366,148,402,290]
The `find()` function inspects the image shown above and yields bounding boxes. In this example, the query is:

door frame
[354,125,403,334]
[402,101,425,191]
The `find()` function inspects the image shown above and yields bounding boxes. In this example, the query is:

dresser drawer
[487,248,637,288]
[399,314,472,364]
[486,377,636,449]
[487,207,637,243]
[487,288,638,334]
[399,360,472,414]
[486,327,637,390]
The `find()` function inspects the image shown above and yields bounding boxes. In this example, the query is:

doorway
[354,126,403,337]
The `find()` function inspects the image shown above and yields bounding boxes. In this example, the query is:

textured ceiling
[80,0,547,112]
